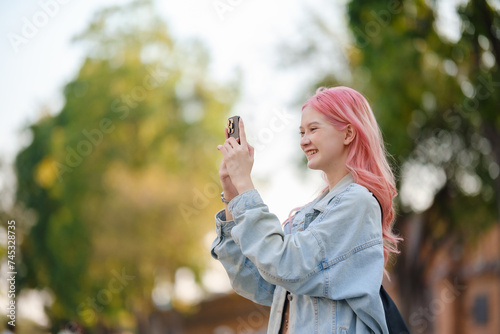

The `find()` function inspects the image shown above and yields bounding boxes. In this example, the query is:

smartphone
[227,116,240,143]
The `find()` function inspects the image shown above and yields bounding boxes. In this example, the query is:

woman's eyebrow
[299,121,321,129]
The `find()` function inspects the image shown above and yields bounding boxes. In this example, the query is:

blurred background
[0,0,499,333]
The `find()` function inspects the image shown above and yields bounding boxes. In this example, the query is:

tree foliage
[286,0,499,238]
[14,1,238,330]
[346,0,499,226]
[283,0,499,329]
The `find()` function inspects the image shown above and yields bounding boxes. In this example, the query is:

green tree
[14,1,238,331]
[346,2,499,330]
[282,0,499,330]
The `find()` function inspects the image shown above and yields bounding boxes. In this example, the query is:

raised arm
[211,209,276,306]
[228,184,385,301]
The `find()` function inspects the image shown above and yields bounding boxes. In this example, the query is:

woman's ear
[344,124,356,145]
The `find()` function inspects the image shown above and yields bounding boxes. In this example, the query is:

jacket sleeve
[211,209,276,306]
[228,186,385,302]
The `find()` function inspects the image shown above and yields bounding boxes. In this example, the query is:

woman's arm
[214,122,275,304]
[224,200,233,221]
[228,184,385,301]
[211,209,276,306]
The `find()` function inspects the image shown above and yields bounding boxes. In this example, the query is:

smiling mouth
[306,149,318,157]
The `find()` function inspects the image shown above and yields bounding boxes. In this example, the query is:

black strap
[372,195,410,333]
[380,285,410,334]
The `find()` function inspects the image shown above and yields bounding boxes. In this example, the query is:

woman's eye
[310,128,317,132]
[299,131,305,136]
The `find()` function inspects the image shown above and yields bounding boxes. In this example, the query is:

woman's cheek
[310,133,319,144]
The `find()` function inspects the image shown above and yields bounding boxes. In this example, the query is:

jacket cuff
[215,209,236,237]
[228,189,264,220]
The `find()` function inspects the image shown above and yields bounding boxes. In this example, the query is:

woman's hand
[217,118,255,194]
[219,159,238,202]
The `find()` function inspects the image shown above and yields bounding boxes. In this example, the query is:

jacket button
[287,294,293,301]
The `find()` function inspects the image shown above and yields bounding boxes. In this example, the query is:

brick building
[388,222,500,334]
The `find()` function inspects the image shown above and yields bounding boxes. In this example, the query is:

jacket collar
[312,173,354,212]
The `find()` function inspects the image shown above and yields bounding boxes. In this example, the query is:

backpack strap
[372,194,411,333]
[380,285,411,333]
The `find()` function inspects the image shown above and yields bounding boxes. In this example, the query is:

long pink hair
[301,86,400,266]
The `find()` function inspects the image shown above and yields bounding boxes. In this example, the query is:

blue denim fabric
[211,174,389,333]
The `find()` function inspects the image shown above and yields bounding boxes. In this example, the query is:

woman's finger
[239,118,248,148]
[217,144,228,156]
[226,137,239,149]
[219,159,229,176]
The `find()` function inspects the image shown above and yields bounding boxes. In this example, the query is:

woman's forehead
[300,106,327,126]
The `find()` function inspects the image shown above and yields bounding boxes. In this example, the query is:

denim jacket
[211,174,389,333]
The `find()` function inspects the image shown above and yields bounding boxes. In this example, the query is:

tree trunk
[482,122,500,218]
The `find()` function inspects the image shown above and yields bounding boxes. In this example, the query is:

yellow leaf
[35,156,58,188]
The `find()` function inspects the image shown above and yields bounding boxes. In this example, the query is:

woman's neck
[325,169,349,191]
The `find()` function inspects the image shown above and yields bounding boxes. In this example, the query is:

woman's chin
[307,160,319,170]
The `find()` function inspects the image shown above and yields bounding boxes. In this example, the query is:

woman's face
[299,106,352,174]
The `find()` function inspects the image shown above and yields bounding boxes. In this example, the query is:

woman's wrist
[235,178,255,194]
[224,204,233,221]
[221,191,236,204]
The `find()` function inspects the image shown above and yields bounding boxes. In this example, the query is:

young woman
[211,86,400,333]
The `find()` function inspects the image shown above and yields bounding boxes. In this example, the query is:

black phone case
[227,116,240,142]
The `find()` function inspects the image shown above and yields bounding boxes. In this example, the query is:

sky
[0,0,479,212]
[0,0,338,325]
[0,0,337,216]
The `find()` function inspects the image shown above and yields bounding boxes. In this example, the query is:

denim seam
[324,238,382,268]
[244,258,275,295]
[220,221,236,237]
[229,189,261,215]
[314,184,353,225]
[313,297,319,333]
[332,299,337,332]
[308,228,328,295]
[254,229,326,284]
[257,264,323,283]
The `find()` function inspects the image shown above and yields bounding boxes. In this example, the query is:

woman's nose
[300,134,310,147]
